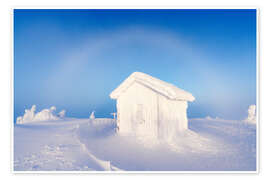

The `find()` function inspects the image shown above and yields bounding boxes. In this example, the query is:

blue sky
[14,9,256,120]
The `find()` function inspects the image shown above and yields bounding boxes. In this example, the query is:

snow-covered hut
[110,72,195,140]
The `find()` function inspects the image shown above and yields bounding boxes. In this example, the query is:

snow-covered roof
[110,72,195,102]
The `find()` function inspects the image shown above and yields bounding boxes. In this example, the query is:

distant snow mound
[193,116,222,121]
[16,105,66,124]
[205,116,222,120]
[245,105,256,124]
[84,118,116,137]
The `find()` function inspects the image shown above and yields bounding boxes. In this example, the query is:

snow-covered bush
[16,105,66,124]
[245,105,256,124]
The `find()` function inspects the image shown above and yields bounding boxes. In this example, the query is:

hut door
[135,104,146,134]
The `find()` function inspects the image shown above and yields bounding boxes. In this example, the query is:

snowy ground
[13,117,256,171]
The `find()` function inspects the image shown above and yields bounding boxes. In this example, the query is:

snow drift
[16,105,66,124]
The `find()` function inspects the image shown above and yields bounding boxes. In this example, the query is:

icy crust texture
[110,72,195,102]
[245,105,256,124]
[16,105,66,124]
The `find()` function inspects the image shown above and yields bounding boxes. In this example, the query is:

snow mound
[86,118,117,137]
[245,105,256,124]
[16,105,66,124]
[110,72,195,101]
[192,116,222,121]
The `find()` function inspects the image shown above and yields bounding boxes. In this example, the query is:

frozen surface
[14,117,256,171]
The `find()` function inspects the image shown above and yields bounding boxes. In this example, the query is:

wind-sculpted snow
[14,117,256,171]
[14,118,121,171]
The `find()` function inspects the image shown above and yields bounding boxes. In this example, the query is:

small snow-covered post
[89,111,95,125]
[111,112,119,132]
[110,112,117,120]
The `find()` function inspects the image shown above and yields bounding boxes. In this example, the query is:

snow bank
[16,105,66,124]
[245,105,256,124]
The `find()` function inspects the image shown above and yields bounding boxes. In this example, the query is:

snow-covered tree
[16,116,23,124]
[34,106,59,121]
[50,106,56,112]
[58,110,66,118]
[16,105,61,124]
[245,105,256,124]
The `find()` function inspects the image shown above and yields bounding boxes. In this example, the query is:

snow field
[14,116,256,171]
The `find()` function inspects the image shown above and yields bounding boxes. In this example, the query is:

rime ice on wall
[245,105,256,124]
[116,82,158,137]
[110,72,195,141]
[158,95,188,141]
[16,105,66,124]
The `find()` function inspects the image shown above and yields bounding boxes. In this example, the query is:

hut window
[136,104,144,124]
